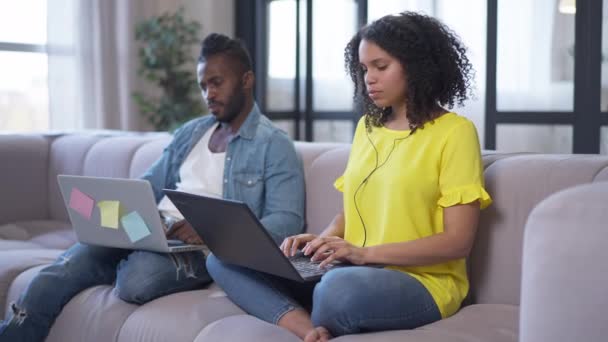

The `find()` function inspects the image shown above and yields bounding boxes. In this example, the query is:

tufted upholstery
[1,132,608,341]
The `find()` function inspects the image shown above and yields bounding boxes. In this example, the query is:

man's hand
[165,220,204,245]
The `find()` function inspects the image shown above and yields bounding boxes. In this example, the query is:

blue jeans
[206,254,442,337]
[0,243,210,342]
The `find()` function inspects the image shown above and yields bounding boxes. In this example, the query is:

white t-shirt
[157,123,226,219]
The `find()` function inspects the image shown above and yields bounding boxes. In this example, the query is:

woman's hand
[280,233,318,257]
[303,236,368,268]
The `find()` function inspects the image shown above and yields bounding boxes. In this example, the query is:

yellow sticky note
[97,201,120,229]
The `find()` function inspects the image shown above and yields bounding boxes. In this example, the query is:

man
[0,33,305,342]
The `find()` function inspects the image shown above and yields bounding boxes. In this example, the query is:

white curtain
[47,0,173,131]
[45,0,234,132]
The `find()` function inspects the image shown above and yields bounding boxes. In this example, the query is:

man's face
[197,55,246,123]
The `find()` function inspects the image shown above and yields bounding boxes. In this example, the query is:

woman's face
[358,39,407,108]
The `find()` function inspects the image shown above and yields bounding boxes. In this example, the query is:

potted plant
[133,8,205,131]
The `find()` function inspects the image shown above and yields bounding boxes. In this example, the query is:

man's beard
[218,84,246,123]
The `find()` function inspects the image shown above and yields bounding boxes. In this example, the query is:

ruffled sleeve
[438,119,492,210]
[334,175,345,193]
[438,184,492,209]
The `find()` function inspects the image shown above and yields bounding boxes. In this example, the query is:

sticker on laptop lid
[121,211,151,243]
[69,187,95,220]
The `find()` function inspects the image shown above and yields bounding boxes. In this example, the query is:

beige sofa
[1,132,607,342]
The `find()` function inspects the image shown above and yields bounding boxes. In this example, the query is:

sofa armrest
[520,182,608,342]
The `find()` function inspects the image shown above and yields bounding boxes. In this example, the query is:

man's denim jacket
[141,104,305,241]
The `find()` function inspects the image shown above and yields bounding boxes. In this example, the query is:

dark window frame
[238,0,607,150]
[485,0,606,153]
[236,0,364,141]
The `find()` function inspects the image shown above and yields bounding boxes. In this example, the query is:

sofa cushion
[194,314,301,342]
[116,285,245,342]
[48,135,106,221]
[330,304,518,342]
[304,147,350,235]
[520,182,608,342]
[48,134,165,221]
[196,304,518,342]
[470,154,608,306]
[0,220,75,250]
[129,137,172,178]
[593,165,608,182]
[0,135,49,225]
[1,250,64,320]
[45,285,139,342]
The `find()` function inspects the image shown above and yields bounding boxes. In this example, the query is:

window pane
[368,0,433,21]
[0,1,47,44]
[267,0,297,111]
[272,119,297,139]
[312,0,356,111]
[313,120,354,142]
[601,126,608,154]
[0,52,49,132]
[496,124,572,153]
[497,0,575,111]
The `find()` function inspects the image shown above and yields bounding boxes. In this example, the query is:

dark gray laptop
[163,189,352,282]
[57,175,204,253]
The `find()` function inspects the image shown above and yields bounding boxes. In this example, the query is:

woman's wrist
[361,246,376,264]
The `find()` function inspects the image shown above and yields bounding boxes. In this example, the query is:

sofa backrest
[45,135,345,224]
[294,142,350,235]
[6,132,608,309]
[470,154,608,306]
[0,135,51,225]
[47,133,172,221]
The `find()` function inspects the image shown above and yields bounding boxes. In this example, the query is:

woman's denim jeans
[0,243,210,342]
[206,253,442,337]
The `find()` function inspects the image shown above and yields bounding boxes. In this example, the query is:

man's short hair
[198,33,253,74]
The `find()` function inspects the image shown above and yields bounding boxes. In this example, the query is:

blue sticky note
[121,211,151,243]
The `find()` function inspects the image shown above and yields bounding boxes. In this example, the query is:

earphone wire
[353,128,412,247]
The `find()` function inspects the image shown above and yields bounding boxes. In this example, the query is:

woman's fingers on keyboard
[281,234,317,256]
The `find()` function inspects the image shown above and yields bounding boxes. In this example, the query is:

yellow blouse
[334,113,491,318]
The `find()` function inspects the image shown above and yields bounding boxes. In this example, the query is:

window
[0,1,49,132]
[241,0,606,152]
[238,0,486,143]
[486,0,605,153]
[263,0,359,142]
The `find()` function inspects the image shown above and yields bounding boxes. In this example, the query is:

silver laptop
[57,175,204,253]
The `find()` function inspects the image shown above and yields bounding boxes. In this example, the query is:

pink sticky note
[69,187,95,220]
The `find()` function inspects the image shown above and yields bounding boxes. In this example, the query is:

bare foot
[303,326,332,342]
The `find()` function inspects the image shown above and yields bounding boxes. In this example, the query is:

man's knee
[116,251,209,304]
[115,251,173,304]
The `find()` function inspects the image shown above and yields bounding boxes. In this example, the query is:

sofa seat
[5,265,245,342]
[0,220,75,250]
[194,304,517,342]
[0,250,65,319]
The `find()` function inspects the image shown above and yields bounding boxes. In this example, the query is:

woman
[206,11,491,342]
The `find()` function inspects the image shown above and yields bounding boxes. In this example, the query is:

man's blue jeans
[0,243,210,342]
[206,253,442,337]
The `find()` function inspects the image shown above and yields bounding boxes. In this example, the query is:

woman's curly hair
[345,11,473,131]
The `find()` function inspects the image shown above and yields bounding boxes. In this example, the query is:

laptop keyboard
[288,252,336,278]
